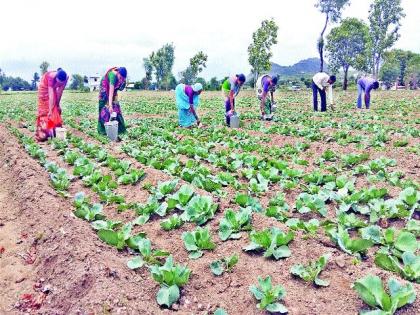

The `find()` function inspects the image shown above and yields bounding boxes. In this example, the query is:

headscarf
[192,83,203,92]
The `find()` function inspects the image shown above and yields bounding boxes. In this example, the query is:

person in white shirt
[311,72,336,112]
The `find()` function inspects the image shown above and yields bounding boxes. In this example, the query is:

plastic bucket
[230,114,240,128]
[55,127,67,140]
[105,120,119,141]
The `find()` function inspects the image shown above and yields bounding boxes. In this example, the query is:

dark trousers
[225,98,235,126]
[312,81,327,112]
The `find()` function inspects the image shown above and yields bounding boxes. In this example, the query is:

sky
[1,0,419,82]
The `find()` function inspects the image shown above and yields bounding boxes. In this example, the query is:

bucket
[55,127,67,140]
[105,120,119,141]
[230,113,240,128]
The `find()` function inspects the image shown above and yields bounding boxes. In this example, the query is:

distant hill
[269,58,328,78]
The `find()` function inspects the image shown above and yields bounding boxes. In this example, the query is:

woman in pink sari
[35,68,68,141]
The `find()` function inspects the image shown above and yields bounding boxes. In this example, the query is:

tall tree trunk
[254,71,258,88]
[319,14,329,72]
[343,66,349,91]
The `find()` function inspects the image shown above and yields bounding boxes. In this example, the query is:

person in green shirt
[222,74,246,126]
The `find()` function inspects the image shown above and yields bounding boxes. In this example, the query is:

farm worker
[256,74,279,118]
[356,77,380,109]
[35,68,68,142]
[97,67,127,136]
[175,82,203,128]
[311,72,336,112]
[222,74,246,126]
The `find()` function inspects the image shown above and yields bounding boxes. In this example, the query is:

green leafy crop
[244,227,294,260]
[291,254,330,286]
[352,275,416,314]
[182,227,216,259]
[250,276,288,313]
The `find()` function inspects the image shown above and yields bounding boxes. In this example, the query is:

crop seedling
[127,238,169,269]
[150,255,191,308]
[117,168,146,185]
[182,226,216,259]
[286,218,320,236]
[160,214,185,231]
[181,195,218,225]
[291,254,330,286]
[375,251,420,283]
[166,184,195,210]
[210,253,239,276]
[97,223,133,250]
[352,275,416,314]
[73,192,105,222]
[244,227,294,260]
[295,193,328,217]
[218,208,253,241]
[153,179,179,200]
[249,276,288,313]
[325,224,373,258]
[234,193,262,212]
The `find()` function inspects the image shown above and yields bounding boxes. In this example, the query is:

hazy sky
[1,0,419,81]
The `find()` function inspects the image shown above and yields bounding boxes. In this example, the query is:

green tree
[70,74,85,90]
[368,0,405,78]
[315,0,350,72]
[150,43,175,90]
[1,76,31,91]
[379,61,399,89]
[180,51,208,84]
[326,18,370,90]
[39,61,50,75]
[405,54,420,89]
[142,57,153,89]
[207,77,220,91]
[248,19,278,86]
[381,50,420,88]
[161,73,177,90]
[0,68,5,89]
[31,72,40,90]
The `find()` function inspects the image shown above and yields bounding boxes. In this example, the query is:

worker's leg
[320,89,327,112]
[357,84,363,109]
[311,81,318,111]
[225,98,232,126]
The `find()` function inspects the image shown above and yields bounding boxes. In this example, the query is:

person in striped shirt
[312,72,336,112]
[357,77,380,109]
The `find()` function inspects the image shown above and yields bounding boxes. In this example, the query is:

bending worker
[256,74,278,119]
[311,72,336,112]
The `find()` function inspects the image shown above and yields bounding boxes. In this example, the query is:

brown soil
[0,123,419,315]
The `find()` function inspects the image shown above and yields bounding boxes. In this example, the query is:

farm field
[0,89,419,315]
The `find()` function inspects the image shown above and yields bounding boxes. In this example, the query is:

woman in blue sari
[175,82,203,127]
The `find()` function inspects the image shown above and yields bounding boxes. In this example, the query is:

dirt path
[0,125,163,314]
[0,164,34,314]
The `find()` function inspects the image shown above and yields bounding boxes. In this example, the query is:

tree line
[1,0,418,92]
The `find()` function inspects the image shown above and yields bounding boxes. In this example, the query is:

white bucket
[105,120,119,141]
[230,113,240,128]
[55,127,67,140]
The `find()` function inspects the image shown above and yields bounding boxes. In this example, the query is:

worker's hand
[229,109,234,115]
